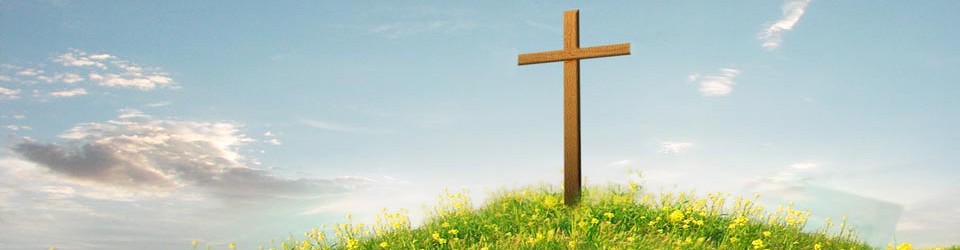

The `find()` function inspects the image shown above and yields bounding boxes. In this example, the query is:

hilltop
[253,183,950,250]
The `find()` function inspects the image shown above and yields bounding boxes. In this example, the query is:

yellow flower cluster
[242,183,921,250]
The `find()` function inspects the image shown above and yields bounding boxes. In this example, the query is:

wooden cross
[518,9,630,206]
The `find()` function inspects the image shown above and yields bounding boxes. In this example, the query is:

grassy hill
[242,183,954,250]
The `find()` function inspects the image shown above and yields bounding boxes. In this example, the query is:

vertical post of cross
[562,10,582,206]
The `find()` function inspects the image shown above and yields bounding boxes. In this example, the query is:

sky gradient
[1,1,958,249]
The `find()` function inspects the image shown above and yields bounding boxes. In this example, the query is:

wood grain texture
[516,9,630,207]
[564,9,579,50]
[562,9,582,206]
[563,62,582,206]
[517,43,631,65]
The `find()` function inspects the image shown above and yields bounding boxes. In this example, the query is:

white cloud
[0,49,178,96]
[610,159,635,166]
[54,49,109,69]
[5,125,32,131]
[88,72,176,90]
[372,20,476,38]
[145,101,172,108]
[697,68,740,96]
[759,0,812,50]
[303,119,391,134]
[16,68,44,76]
[116,108,149,119]
[12,111,368,200]
[369,7,476,39]
[40,185,77,199]
[49,88,88,98]
[56,73,84,83]
[0,86,21,100]
[659,141,695,154]
[0,152,379,250]
[88,53,115,61]
[264,131,276,137]
[265,138,282,145]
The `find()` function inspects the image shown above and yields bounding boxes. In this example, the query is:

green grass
[215,183,955,250]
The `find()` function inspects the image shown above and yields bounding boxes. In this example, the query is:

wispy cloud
[610,159,635,166]
[5,125,32,131]
[12,111,369,200]
[303,119,391,134]
[49,88,88,98]
[88,72,175,90]
[0,86,20,100]
[659,141,695,154]
[692,68,740,97]
[265,138,282,145]
[144,101,171,108]
[1,114,27,120]
[0,152,380,249]
[759,0,812,50]
[751,161,823,184]
[53,49,111,69]
[371,20,475,39]
[57,73,84,84]
[369,7,476,39]
[0,49,178,93]
[16,67,44,76]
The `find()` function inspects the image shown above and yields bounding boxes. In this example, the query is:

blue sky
[1,1,958,249]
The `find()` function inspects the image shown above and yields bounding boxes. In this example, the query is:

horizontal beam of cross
[517,43,630,65]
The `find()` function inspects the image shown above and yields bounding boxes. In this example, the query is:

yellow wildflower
[762,231,771,237]
[752,239,764,249]
[229,243,236,250]
[896,243,913,250]
[346,238,359,249]
[669,210,685,223]
[379,241,389,248]
[543,196,559,207]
